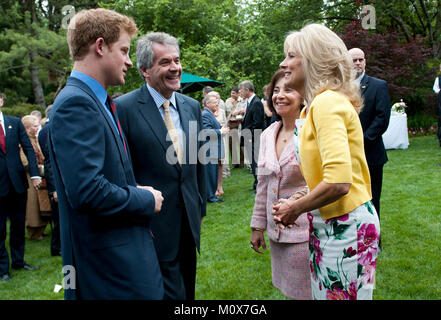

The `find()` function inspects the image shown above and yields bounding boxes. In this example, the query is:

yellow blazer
[299,90,372,220]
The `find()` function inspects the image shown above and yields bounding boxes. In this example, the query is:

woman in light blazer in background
[250,69,311,300]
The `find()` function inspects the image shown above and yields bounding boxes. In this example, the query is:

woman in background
[20,115,48,240]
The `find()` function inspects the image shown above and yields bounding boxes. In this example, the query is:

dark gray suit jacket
[115,84,207,262]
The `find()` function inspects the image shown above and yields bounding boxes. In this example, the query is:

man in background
[349,48,391,226]
[38,105,61,256]
[239,80,265,192]
[432,63,441,147]
[0,92,41,281]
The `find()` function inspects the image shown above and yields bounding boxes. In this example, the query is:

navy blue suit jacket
[359,74,391,166]
[0,115,39,197]
[242,95,265,133]
[48,77,163,300]
[38,123,55,194]
[116,85,207,262]
[201,108,223,161]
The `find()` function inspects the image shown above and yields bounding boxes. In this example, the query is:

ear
[140,67,149,80]
[94,37,106,57]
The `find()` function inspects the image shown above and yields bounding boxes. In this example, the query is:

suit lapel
[360,74,369,95]
[1,116,10,156]
[136,85,182,172]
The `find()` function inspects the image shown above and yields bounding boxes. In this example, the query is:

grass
[0,135,440,300]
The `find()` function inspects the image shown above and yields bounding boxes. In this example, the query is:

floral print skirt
[308,201,380,300]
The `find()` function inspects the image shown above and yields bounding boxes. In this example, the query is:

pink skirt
[269,239,312,300]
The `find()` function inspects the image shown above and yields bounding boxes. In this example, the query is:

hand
[220,126,230,135]
[272,198,299,227]
[31,178,42,190]
[53,191,58,203]
[138,186,164,214]
[250,230,266,254]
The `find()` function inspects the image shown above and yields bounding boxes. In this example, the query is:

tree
[0,0,98,107]
[340,22,434,115]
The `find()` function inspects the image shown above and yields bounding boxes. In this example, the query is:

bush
[407,113,437,137]
[2,103,43,118]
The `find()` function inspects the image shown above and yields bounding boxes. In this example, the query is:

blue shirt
[70,70,119,133]
[146,84,184,151]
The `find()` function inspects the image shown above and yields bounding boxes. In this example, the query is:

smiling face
[102,30,133,88]
[26,118,40,137]
[142,42,182,99]
[206,96,219,113]
[272,77,302,119]
[279,48,305,97]
[230,90,239,101]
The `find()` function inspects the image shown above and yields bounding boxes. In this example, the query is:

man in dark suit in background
[116,32,207,300]
[201,95,229,203]
[432,63,441,147]
[38,105,61,257]
[0,92,41,281]
[239,80,265,191]
[349,48,391,222]
[48,8,164,299]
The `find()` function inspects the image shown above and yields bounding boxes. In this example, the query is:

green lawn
[0,135,440,300]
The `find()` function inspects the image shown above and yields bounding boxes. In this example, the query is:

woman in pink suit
[250,69,311,300]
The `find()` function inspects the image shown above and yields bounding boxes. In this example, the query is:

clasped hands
[273,191,306,228]
[250,192,305,254]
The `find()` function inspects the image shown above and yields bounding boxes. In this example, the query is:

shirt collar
[247,93,255,104]
[355,71,365,86]
[70,70,108,107]
[146,83,177,110]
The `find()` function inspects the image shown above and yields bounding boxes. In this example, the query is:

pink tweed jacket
[251,121,309,243]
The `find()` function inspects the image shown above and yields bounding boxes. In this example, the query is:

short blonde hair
[67,8,138,61]
[284,24,363,113]
[21,115,38,129]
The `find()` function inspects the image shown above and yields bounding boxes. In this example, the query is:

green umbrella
[179,72,224,93]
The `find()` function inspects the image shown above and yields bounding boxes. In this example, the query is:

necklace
[279,130,292,143]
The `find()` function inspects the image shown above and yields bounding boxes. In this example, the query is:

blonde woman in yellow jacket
[273,24,380,300]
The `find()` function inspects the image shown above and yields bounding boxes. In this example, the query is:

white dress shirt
[433,76,440,94]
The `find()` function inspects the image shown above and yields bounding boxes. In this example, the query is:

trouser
[205,161,219,201]
[160,214,196,300]
[368,164,384,220]
[244,135,259,189]
[49,195,61,254]
[0,190,27,275]
[437,94,441,144]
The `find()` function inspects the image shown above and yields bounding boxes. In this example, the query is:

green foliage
[1,0,441,112]
[1,103,42,118]
[407,113,437,137]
